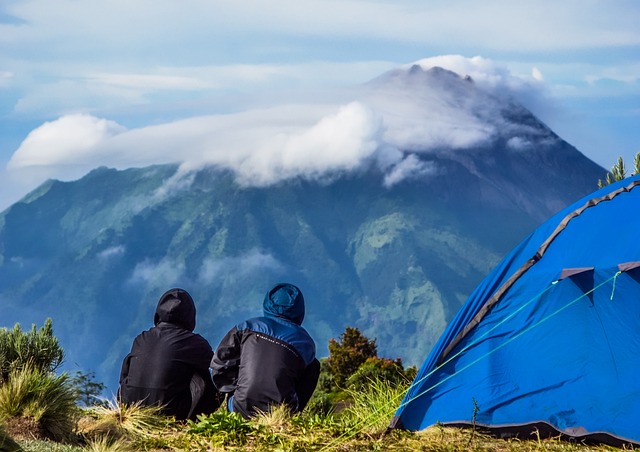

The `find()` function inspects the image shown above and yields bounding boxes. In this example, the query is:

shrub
[326,327,377,387]
[0,364,78,442]
[346,356,412,391]
[0,319,64,384]
[80,399,171,442]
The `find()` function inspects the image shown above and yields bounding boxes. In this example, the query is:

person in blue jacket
[210,283,320,418]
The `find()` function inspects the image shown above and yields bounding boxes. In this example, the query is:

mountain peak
[361,62,557,156]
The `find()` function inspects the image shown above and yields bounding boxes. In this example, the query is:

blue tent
[391,175,640,446]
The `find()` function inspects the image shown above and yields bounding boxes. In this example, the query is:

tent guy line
[392,175,640,446]
[398,272,619,412]
[320,271,619,451]
[438,178,640,364]
[321,270,620,451]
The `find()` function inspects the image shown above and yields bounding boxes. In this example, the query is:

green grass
[0,365,78,442]
[2,381,634,451]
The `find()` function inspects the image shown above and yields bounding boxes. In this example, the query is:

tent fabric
[391,175,640,446]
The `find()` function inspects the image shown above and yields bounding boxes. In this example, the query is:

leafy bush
[0,319,64,384]
[326,327,377,387]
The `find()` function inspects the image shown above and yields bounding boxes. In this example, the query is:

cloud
[3,1,638,60]
[8,114,125,168]
[0,71,13,87]
[231,102,382,185]
[129,258,186,288]
[6,56,566,193]
[411,55,547,105]
[198,250,284,285]
[531,67,544,82]
[2,1,637,209]
[384,154,437,187]
[98,245,126,260]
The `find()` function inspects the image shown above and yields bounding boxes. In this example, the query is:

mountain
[0,66,605,392]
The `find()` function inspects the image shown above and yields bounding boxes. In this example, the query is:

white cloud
[6,56,570,192]
[198,250,284,285]
[88,73,210,91]
[8,114,126,168]
[129,258,186,287]
[506,136,532,151]
[3,1,638,57]
[411,55,545,103]
[98,245,126,260]
[0,70,13,87]
[232,102,382,185]
[6,114,126,185]
[384,154,437,187]
[531,67,544,82]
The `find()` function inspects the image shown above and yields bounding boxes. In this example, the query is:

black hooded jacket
[211,283,320,418]
[119,288,218,420]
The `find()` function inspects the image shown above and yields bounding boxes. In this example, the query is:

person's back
[119,288,220,420]
[211,283,320,418]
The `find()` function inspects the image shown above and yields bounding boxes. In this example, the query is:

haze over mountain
[0,64,605,393]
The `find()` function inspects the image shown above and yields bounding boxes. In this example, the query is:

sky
[1,0,639,211]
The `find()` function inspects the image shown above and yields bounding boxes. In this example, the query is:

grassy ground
[2,380,632,452]
[11,421,630,452]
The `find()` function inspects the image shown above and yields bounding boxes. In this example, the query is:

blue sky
[1,0,638,210]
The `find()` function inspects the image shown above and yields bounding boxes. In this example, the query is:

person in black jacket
[210,283,320,418]
[119,288,221,420]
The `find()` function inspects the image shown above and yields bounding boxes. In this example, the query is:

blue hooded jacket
[211,283,320,418]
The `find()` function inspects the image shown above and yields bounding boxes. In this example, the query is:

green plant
[0,365,78,442]
[69,371,106,408]
[326,327,377,388]
[82,435,133,452]
[468,397,480,446]
[17,440,82,451]
[341,376,411,436]
[187,410,256,445]
[597,152,640,188]
[305,390,334,416]
[81,399,171,442]
[345,356,412,391]
[0,319,64,384]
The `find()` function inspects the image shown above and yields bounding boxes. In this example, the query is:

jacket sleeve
[210,326,243,393]
[295,358,321,411]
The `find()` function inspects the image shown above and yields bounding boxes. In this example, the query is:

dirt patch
[5,416,47,441]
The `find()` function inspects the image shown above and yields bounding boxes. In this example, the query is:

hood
[153,288,196,331]
[263,283,305,325]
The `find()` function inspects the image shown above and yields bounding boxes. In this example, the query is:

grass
[76,398,176,449]
[0,364,78,442]
[1,379,635,451]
